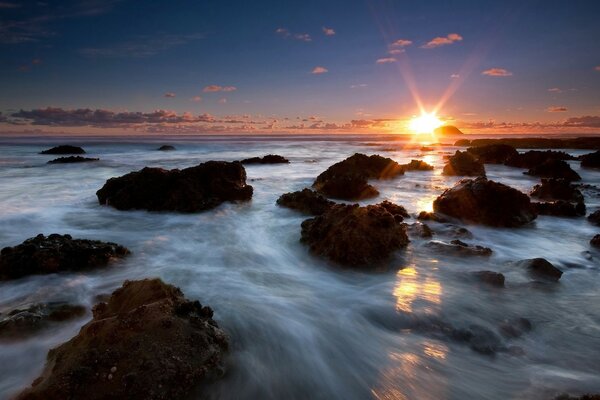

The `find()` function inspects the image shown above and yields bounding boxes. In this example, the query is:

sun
[409,112,443,135]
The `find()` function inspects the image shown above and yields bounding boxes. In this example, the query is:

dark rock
[96,161,253,212]
[300,203,409,266]
[313,153,404,200]
[505,150,576,169]
[48,156,99,164]
[498,317,532,338]
[555,395,600,400]
[433,177,537,227]
[40,145,85,155]
[580,150,600,168]
[467,144,518,164]
[471,271,505,287]
[530,179,584,203]
[516,258,562,281]
[157,145,176,151]
[591,235,600,248]
[402,159,434,171]
[525,159,581,181]
[0,234,130,281]
[408,222,433,238]
[276,188,335,215]
[532,200,586,217]
[434,125,463,135]
[417,211,449,223]
[445,225,473,239]
[378,200,409,220]
[16,278,228,400]
[426,240,492,256]
[442,150,486,176]
[588,210,600,226]
[464,137,600,150]
[454,139,471,146]
[241,154,289,164]
[0,303,86,340]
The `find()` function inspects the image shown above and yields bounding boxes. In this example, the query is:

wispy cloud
[164,92,176,98]
[421,33,462,49]
[482,68,513,77]
[218,98,227,104]
[322,27,335,36]
[376,57,397,64]
[80,33,203,58]
[203,85,237,92]
[275,28,311,41]
[547,106,568,112]
[548,87,562,93]
[451,73,460,78]
[388,49,404,55]
[190,96,202,102]
[391,39,412,47]
[350,83,368,89]
[294,33,311,42]
[311,66,328,74]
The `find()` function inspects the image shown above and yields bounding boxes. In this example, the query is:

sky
[1,0,599,135]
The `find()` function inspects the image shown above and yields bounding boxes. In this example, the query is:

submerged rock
[0,234,130,281]
[470,271,505,287]
[408,222,433,238]
[580,150,600,168]
[525,159,581,181]
[442,151,486,176]
[532,200,586,217]
[16,278,228,400]
[157,145,176,151]
[96,161,253,212]
[276,188,335,215]
[426,240,492,257]
[40,145,85,155]
[516,258,563,282]
[591,235,600,248]
[0,302,86,340]
[505,150,575,169]
[241,154,289,164]
[47,156,99,164]
[433,177,537,227]
[498,317,532,338]
[588,210,600,226]
[300,203,409,266]
[417,211,449,223]
[530,178,584,203]
[402,159,434,171]
[466,144,518,164]
[312,153,404,200]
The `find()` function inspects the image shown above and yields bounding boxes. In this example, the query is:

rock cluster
[241,154,289,164]
[276,188,335,215]
[40,145,86,155]
[442,151,486,176]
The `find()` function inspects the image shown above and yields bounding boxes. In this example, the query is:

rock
[16,278,228,400]
[433,177,537,227]
[465,137,600,150]
[47,156,99,164]
[40,145,85,155]
[525,159,581,181]
[591,235,600,248]
[505,150,576,169]
[378,200,409,220]
[466,144,518,164]
[0,303,86,340]
[532,200,586,217]
[300,203,409,266]
[313,153,404,200]
[241,154,289,164]
[530,178,584,203]
[498,317,532,338]
[450,324,503,355]
[442,151,486,176]
[580,150,600,168]
[402,159,434,171]
[516,258,562,281]
[588,210,600,226]
[0,234,130,281]
[157,145,176,151]
[434,125,463,135]
[445,225,473,238]
[408,222,433,238]
[426,240,492,256]
[454,139,471,146]
[417,211,449,223]
[276,188,335,215]
[555,395,600,400]
[470,271,505,287]
[96,161,253,212]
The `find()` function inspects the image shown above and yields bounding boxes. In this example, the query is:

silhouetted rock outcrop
[276,188,335,215]
[530,179,584,203]
[532,200,585,217]
[0,302,86,340]
[580,150,600,168]
[515,258,562,281]
[442,151,486,176]
[16,278,228,400]
[40,145,85,155]
[434,125,463,135]
[96,161,253,212]
[454,139,471,146]
[457,137,600,150]
[433,177,537,227]
[466,144,518,164]
[157,145,176,151]
[0,234,130,281]
[241,154,289,164]
[525,159,581,181]
[48,156,99,164]
[588,210,600,226]
[402,159,434,171]
[470,271,505,287]
[505,150,576,169]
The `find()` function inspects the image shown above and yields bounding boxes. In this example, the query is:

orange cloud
[311,66,328,74]
[388,49,404,55]
[190,96,202,102]
[547,88,562,93]
[203,85,237,92]
[547,106,568,112]
[482,68,513,77]
[376,57,396,64]
[322,27,335,36]
[422,33,462,48]
[391,39,412,47]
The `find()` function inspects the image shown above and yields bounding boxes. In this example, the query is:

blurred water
[0,134,599,400]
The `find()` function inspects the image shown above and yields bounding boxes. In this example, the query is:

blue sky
[1,0,599,134]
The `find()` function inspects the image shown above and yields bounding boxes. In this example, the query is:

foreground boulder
[525,159,581,181]
[442,151,486,176]
[530,179,584,203]
[157,145,176,151]
[40,145,85,155]
[580,150,600,168]
[515,258,562,281]
[0,302,86,340]
[276,188,335,215]
[300,203,409,266]
[466,144,518,164]
[48,156,99,164]
[97,161,253,212]
[0,234,130,281]
[16,279,228,400]
[505,150,575,169]
[588,210,600,226]
[433,177,537,227]
[241,154,289,164]
[313,153,404,200]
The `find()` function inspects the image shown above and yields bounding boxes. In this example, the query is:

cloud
[595,66,600,71]
[322,27,335,36]
[203,85,237,92]
[451,73,460,78]
[460,115,600,131]
[275,27,311,41]
[164,92,176,98]
[482,68,513,77]
[294,33,311,42]
[190,96,202,102]
[388,49,404,55]
[218,98,227,104]
[80,33,203,58]
[311,66,328,74]
[275,28,290,37]
[547,88,562,93]
[376,57,397,64]
[547,106,568,112]
[421,33,463,49]
[391,39,412,47]
[350,83,368,89]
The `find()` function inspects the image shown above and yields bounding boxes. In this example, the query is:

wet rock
[417,211,449,223]
[426,240,492,256]
[442,150,486,176]
[408,222,433,238]
[446,225,473,239]
[402,159,434,171]
[312,153,404,200]
[530,178,584,203]
[157,145,176,151]
[276,188,335,215]
[591,235,600,248]
[470,271,505,287]
[96,161,253,212]
[241,154,289,164]
[580,150,600,168]
[378,200,409,220]
[466,144,518,164]
[47,156,99,164]
[555,395,600,400]
[532,200,586,217]
[40,145,85,155]
[525,159,581,181]
[16,278,228,400]
[300,203,409,266]
[466,137,600,150]
[498,317,532,338]
[0,303,86,340]
[450,324,503,355]
[433,177,537,227]
[588,210,600,226]
[516,258,563,281]
[505,150,576,169]
[0,234,130,281]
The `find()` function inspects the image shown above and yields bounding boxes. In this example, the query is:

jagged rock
[241,154,289,164]
[300,203,409,266]
[48,156,99,164]
[408,222,433,238]
[591,235,600,248]
[433,177,537,227]
[588,210,600,226]
[402,159,434,171]
[580,150,600,168]
[470,271,505,287]
[505,150,576,168]
[417,211,449,223]
[532,200,586,217]
[276,188,335,215]
[442,151,486,176]
[96,161,253,212]
[0,302,86,340]
[426,240,492,256]
[467,144,518,164]
[525,159,581,181]
[378,200,409,220]
[40,145,85,155]
[515,258,562,281]
[530,179,584,203]
[157,145,176,151]
[16,279,228,400]
[0,234,130,281]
